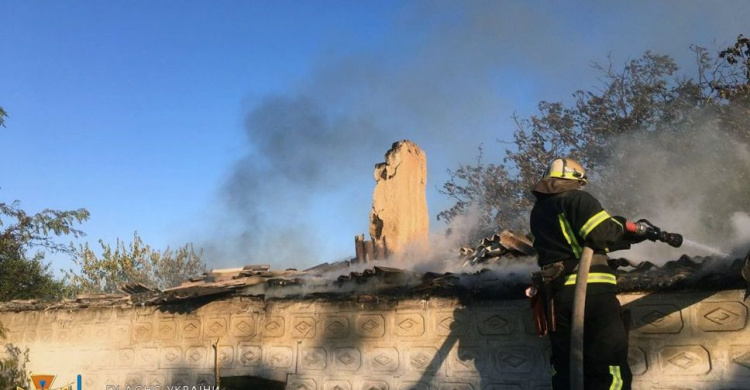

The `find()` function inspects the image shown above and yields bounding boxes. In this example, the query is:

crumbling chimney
[357,140,428,261]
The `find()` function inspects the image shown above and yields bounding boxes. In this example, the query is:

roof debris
[460,230,535,266]
[1,250,746,312]
[118,282,155,295]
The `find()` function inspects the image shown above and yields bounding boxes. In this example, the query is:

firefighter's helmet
[542,158,587,184]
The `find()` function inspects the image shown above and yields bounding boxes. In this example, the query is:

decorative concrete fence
[1,289,748,389]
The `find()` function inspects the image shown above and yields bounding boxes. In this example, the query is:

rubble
[460,229,535,266]
[616,255,745,292]
[118,282,155,295]
[0,253,745,313]
[1,294,132,312]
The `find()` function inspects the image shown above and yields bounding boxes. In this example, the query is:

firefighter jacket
[530,178,630,271]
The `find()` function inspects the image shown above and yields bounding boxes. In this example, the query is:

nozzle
[634,219,683,247]
[661,232,683,248]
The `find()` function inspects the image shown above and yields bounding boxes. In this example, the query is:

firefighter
[529,158,641,390]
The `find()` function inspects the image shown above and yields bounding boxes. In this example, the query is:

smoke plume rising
[201,1,750,270]
[595,118,750,264]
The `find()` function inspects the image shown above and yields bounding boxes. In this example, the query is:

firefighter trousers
[548,286,632,390]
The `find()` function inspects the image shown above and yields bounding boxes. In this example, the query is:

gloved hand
[643,227,661,241]
[613,216,648,244]
[629,219,665,242]
[619,217,683,248]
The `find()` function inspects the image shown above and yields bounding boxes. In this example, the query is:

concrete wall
[0,290,748,390]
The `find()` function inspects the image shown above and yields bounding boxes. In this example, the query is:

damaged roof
[1,234,748,312]
[1,257,747,313]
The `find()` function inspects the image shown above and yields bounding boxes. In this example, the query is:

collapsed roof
[2,237,747,313]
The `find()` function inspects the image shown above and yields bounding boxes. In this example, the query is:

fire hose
[569,246,593,390]
[569,221,682,389]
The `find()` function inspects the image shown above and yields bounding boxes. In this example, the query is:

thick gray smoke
[203,1,750,270]
[596,119,750,264]
[207,96,381,266]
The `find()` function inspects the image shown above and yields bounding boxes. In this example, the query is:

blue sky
[2,1,749,273]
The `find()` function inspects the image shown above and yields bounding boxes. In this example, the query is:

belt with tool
[527,255,612,336]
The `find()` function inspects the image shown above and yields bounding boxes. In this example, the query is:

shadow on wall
[154,297,370,390]
[4,288,747,390]
[415,304,480,388]
[221,374,285,390]
[415,294,551,390]
[157,293,234,315]
[280,300,386,390]
[621,290,750,389]
[408,289,750,390]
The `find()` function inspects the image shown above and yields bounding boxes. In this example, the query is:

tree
[0,201,89,301]
[440,34,750,244]
[1,107,90,302]
[438,145,529,244]
[0,199,78,385]
[65,231,206,294]
[0,322,29,390]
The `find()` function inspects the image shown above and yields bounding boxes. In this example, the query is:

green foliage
[0,322,30,389]
[1,105,206,299]
[65,231,206,294]
[714,34,750,98]
[0,344,29,389]
[438,145,529,243]
[0,201,89,301]
[440,34,750,243]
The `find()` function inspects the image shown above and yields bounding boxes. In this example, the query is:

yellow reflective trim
[564,272,617,286]
[611,217,624,230]
[548,170,580,180]
[580,210,611,239]
[609,218,624,249]
[609,365,623,390]
[558,214,581,258]
[550,364,557,376]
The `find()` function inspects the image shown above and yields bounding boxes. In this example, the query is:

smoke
[384,204,481,274]
[200,1,750,270]
[207,96,381,267]
[596,118,750,264]
[730,212,750,252]
[385,204,537,282]
[204,2,569,268]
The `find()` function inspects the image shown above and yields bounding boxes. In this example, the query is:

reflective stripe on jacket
[530,189,628,268]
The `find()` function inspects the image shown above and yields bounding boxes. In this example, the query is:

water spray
[627,219,735,259]
[680,238,731,258]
